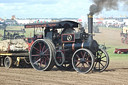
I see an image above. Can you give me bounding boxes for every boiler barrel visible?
[62,40,99,52]
[63,42,90,51]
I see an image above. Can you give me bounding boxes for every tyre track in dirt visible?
[0,62,128,85]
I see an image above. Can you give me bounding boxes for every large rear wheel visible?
[29,39,55,71]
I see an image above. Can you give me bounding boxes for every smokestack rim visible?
[88,14,93,18]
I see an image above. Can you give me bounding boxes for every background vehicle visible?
[120,26,128,44]
[0,21,7,30]
[0,24,45,68]
[2,28,26,40]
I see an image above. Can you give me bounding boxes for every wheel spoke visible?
[97,51,102,57]
[101,56,106,59]
[81,51,84,58]
[99,62,100,70]
[76,62,80,67]
[31,54,40,57]
[100,62,104,67]
[38,42,42,52]
[43,48,49,54]
[85,62,90,67]
[76,54,80,59]
[40,58,43,66]
[101,60,107,62]
[99,51,103,54]
[94,61,97,68]
[86,60,91,62]
[74,60,80,62]
[83,52,86,58]
[45,56,49,60]
[82,63,86,68]
[33,47,40,52]
[36,51,40,54]
[80,64,83,70]
[44,57,47,65]
[87,55,91,58]
[42,45,45,52]
[33,58,41,64]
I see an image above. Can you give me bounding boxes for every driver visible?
[62,24,75,34]
[44,27,50,37]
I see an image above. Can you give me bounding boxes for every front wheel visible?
[72,48,94,74]
[94,48,109,72]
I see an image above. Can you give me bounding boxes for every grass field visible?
[95,27,128,60]
[106,45,128,60]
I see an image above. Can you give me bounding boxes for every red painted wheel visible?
[94,48,109,72]
[29,39,55,71]
[72,48,94,73]
[55,50,65,66]
[56,51,73,70]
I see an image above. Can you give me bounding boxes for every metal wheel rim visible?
[4,56,12,68]
[29,39,52,71]
[94,48,109,72]
[72,48,94,73]
[55,50,65,66]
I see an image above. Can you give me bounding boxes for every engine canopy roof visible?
[24,20,80,29]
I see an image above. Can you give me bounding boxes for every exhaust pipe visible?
[88,14,93,40]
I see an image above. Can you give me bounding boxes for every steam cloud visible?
[90,0,128,15]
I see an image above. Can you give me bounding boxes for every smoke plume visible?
[89,0,128,15]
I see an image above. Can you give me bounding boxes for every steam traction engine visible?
[25,15,109,73]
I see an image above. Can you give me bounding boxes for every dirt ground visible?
[94,28,126,47]
[0,28,128,85]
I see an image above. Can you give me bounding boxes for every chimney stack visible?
[88,14,93,39]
